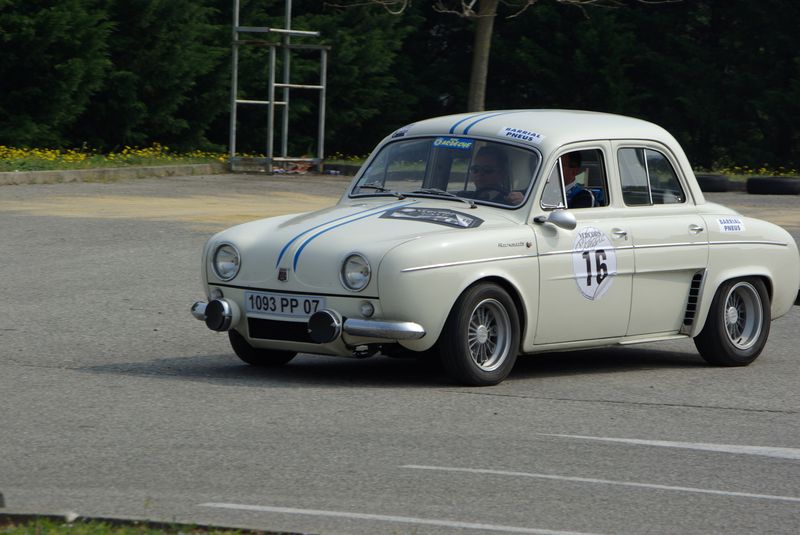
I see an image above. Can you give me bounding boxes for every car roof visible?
[394,109,679,155]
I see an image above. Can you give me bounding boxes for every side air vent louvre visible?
[682,271,704,327]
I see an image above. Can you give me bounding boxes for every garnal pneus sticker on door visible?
[572,226,617,300]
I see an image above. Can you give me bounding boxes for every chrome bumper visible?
[307,309,425,343]
[342,317,426,340]
[191,301,207,320]
[192,301,426,342]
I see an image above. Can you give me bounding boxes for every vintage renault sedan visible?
[192,110,800,386]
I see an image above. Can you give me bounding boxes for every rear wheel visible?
[440,283,520,386]
[694,278,770,366]
[228,330,296,367]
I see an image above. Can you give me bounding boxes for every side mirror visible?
[533,210,577,230]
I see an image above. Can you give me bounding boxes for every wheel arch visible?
[692,271,773,336]
[458,275,529,351]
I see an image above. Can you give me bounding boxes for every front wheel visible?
[694,278,770,366]
[439,283,520,386]
[228,330,296,367]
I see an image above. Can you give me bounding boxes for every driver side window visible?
[541,149,609,209]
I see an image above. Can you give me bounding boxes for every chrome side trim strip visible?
[634,241,704,249]
[709,240,788,247]
[538,245,635,258]
[401,240,787,273]
[401,254,537,273]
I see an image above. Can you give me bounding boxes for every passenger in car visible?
[469,145,524,205]
[561,152,593,208]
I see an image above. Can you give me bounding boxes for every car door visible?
[612,142,709,336]
[532,144,634,345]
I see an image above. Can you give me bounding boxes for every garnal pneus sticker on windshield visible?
[572,226,617,300]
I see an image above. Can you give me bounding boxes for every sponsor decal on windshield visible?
[381,207,483,228]
[433,137,474,151]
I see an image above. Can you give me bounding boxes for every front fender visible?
[377,228,539,352]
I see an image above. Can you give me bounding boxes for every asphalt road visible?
[1,175,799,535]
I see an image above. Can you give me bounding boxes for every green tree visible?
[336,0,675,112]
[620,0,800,169]
[72,0,225,150]
[0,0,111,147]
[227,2,419,155]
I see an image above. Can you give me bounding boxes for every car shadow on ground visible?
[79,344,706,388]
[510,346,705,380]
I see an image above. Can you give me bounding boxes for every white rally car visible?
[192,110,800,385]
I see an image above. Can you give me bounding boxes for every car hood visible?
[207,198,519,292]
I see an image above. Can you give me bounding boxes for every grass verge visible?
[0,515,290,535]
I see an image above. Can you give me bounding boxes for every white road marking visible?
[403,465,800,503]
[540,434,800,460]
[199,502,601,535]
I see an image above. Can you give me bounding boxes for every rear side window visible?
[618,148,685,205]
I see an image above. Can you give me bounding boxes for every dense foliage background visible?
[0,0,798,169]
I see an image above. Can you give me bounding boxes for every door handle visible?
[689,224,705,234]
[611,228,628,239]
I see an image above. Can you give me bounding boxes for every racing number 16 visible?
[582,249,608,286]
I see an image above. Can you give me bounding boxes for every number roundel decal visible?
[571,226,617,301]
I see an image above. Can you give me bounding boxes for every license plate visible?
[244,291,325,318]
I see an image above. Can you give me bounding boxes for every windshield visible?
[351,137,541,208]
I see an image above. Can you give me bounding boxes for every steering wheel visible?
[474,187,506,202]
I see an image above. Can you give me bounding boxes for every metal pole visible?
[228,0,241,161]
[318,48,327,165]
[267,45,276,172]
[281,0,292,158]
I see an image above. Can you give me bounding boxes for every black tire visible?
[228,329,296,367]
[694,278,770,366]
[695,174,730,193]
[746,176,800,195]
[439,283,520,386]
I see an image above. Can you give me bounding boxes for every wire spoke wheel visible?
[440,283,520,385]
[467,298,510,371]
[722,282,763,350]
[695,277,770,366]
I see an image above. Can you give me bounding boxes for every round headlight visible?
[213,243,241,281]
[340,253,371,291]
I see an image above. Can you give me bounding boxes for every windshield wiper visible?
[355,184,406,199]
[408,188,476,209]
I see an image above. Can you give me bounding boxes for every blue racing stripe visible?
[292,201,418,271]
[463,111,526,134]
[275,200,410,268]
[449,113,485,134]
